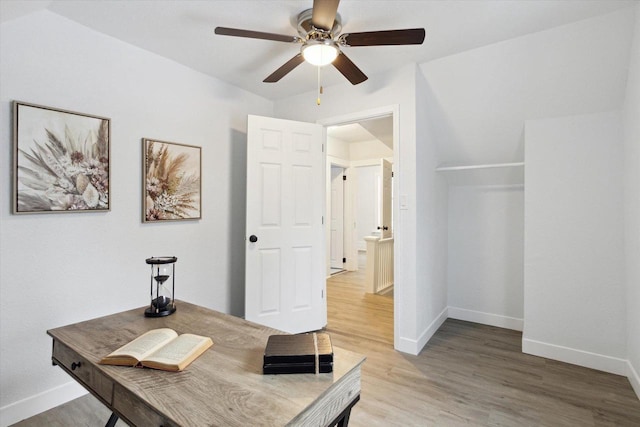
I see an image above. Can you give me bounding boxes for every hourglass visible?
[144,256,177,317]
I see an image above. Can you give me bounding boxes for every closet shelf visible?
[436,162,524,186]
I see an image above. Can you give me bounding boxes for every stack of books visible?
[263,332,333,374]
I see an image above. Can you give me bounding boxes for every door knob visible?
[383,226,389,230]
[249,235,258,243]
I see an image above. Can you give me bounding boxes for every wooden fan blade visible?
[215,27,298,43]
[333,52,368,85]
[342,28,426,46]
[312,0,340,31]
[263,54,306,83]
[300,19,313,34]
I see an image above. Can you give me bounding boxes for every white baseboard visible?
[628,360,640,400]
[447,306,523,331]
[0,381,87,427]
[396,306,448,355]
[522,338,628,376]
[377,285,394,296]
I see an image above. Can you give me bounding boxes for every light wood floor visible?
[13,265,640,426]
[326,267,640,426]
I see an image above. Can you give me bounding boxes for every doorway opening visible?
[321,106,398,346]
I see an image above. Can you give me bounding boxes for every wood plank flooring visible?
[327,266,394,346]
[13,261,640,426]
[325,265,640,426]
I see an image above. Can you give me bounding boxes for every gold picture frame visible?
[13,101,111,214]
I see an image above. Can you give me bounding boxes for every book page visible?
[141,333,213,371]
[101,328,178,365]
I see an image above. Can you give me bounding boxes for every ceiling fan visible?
[214,0,425,86]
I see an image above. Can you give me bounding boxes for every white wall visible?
[326,135,350,160]
[415,68,449,349]
[622,2,640,398]
[349,140,393,162]
[447,185,524,330]
[327,135,392,162]
[275,64,448,355]
[523,111,626,375]
[0,11,272,425]
[419,7,635,166]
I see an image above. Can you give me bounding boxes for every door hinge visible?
[322,216,324,225]
[343,257,346,263]
[392,171,394,178]
[322,289,324,298]
[343,175,347,181]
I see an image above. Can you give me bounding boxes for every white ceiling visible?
[328,116,393,148]
[1,0,636,101]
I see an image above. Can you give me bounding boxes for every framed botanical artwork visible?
[143,138,201,222]
[13,101,111,214]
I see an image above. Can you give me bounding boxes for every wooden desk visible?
[47,301,365,427]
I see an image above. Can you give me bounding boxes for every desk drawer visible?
[53,340,113,405]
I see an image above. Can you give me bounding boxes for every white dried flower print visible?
[144,140,200,221]
[16,105,109,213]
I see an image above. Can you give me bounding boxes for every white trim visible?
[0,381,86,427]
[350,157,394,168]
[628,360,640,400]
[318,105,399,127]
[435,162,524,172]
[396,306,448,355]
[448,306,523,331]
[522,338,628,376]
[326,155,350,168]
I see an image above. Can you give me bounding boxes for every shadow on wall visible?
[228,129,247,318]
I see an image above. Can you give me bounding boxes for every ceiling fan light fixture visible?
[301,40,338,66]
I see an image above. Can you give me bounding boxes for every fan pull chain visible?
[316,66,324,106]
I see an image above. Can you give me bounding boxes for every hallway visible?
[325,252,394,346]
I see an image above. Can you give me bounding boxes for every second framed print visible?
[143,138,201,222]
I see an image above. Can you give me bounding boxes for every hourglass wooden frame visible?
[145,256,177,317]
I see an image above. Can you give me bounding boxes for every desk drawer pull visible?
[71,361,82,370]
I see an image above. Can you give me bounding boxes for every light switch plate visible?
[400,195,408,210]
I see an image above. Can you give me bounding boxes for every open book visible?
[99,328,213,372]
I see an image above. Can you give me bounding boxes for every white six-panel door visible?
[245,115,326,333]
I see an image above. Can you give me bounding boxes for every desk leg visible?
[336,410,351,427]
[105,412,119,427]
[329,394,360,427]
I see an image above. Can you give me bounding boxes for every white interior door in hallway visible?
[356,165,380,251]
